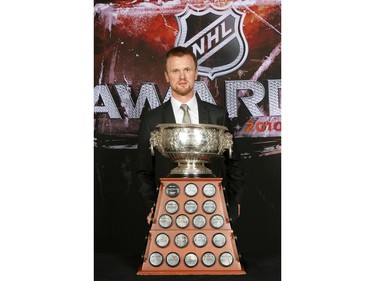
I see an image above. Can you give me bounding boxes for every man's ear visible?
[164,71,169,83]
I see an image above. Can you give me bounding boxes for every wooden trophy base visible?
[137,178,246,275]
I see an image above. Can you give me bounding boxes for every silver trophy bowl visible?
[150,123,233,176]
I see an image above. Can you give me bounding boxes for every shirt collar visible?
[170,94,198,112]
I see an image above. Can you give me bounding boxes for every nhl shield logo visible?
[175,3,248,80]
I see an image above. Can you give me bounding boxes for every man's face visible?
[164,55,198,99]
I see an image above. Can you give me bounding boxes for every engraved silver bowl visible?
[150,123,233,176]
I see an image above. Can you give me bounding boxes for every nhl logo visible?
[175,3,249,80]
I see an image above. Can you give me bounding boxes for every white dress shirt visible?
[170,95,199,124]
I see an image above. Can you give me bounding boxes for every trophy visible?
[150,123,233,176]
[138,123,245,275]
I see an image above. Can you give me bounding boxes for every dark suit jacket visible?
[136,96,245,222]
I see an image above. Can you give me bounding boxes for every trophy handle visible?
[220,131,234,158]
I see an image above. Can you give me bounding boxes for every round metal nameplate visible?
[174,233,188,248]
[184,200,198,214]
[175,214,189,228]
[202,252,216,267]
[185,183,198,197]
[155,233,169,248]
[212,233,226,248]
[158,214,172,228]
[193,232,207,247]
[202,200,216,214]
[165,183,179,197]
[210,215,224,228]
[149,252,163,267]
[193,214,206,229]
[184,253,198,268]
[203,183,216,197]
[219,252,234,267]
[165,200,179,214]
[166,252,180,267]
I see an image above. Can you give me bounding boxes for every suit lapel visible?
[197,98,210,124]
[162,100,176,123]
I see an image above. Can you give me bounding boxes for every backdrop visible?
[94,0,281,259]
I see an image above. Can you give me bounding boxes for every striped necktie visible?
[180,104,191,124]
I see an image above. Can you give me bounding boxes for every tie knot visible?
[180,104,189,112]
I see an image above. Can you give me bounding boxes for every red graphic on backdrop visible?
[94,0,281,151]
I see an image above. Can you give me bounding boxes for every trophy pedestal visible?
[137,177,245,275]
[170,161,213,176]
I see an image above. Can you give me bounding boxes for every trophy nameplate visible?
[166,252,180,267]
[165,200,179,214]
[165,184,179,197]
[203,183,216,197]
[212,233,226,248]
[175,214,189,229]
[185,183,198,197]
[219,252,234,267]
[192,214,206,229]
[149,252,163,267]
[184,253,198,267]
[193,233,207,247]
[155,233,169,248]
[174,233,188,248]
[202,252,216,267]
[184,200,198,214]
[158,214,172,228]
[203,200,216,214]
[210,215,224,229]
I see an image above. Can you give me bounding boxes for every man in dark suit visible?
[136,46,244,225]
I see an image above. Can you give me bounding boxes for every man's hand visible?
[147,207,154,224]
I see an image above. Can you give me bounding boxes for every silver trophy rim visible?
[150,123,233,177]
[155,123,229,131]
